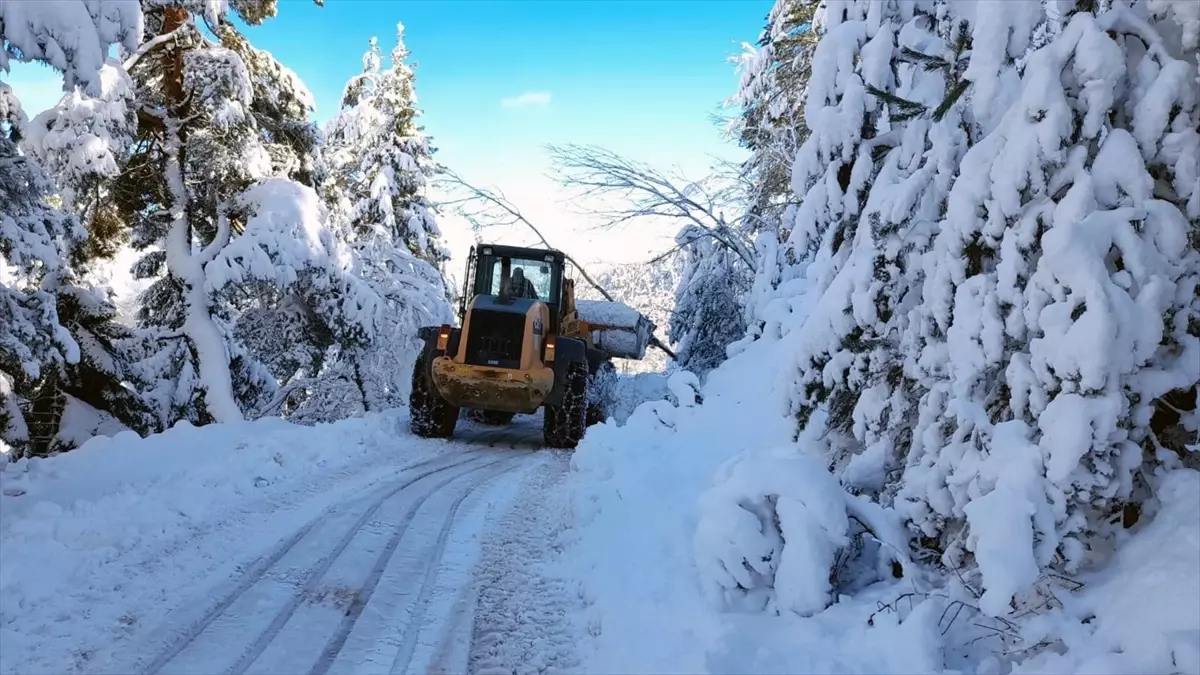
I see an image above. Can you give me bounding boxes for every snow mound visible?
[562,336,812,672]
[696,444,912,619]
[695,446,851,617]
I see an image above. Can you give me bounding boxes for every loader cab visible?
[460,244,567,326]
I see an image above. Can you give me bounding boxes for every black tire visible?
[469,409,515,426]
[585,360,616,427]
[409,353,458,438]
[586,402,606,427]
[544,360,589,449]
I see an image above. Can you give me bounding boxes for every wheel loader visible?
[409,243,653,448]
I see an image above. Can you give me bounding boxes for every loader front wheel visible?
[410,353,458,438]
[543,361,588,449]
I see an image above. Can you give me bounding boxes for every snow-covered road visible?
[1,414,580,675]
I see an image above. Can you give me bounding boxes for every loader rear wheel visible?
[410,353,458,438]
[543,361,588,449]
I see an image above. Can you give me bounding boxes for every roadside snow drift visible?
[563,331,1200,674]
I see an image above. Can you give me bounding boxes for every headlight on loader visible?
[436,324,451,352]
[544,334,557,363]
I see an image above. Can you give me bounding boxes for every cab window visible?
[487,258,553,300]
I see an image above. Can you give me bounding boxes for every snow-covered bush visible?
[696,444,909,617]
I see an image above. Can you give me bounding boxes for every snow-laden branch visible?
[197,201,232,266]
[122,24,189,71]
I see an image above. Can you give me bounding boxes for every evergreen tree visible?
[897,1,1200,615]
[323,25,449,267]
[1,0,143,455]
[20,60,162,448]
[319,27,454,414]
[670,225,751,378]
[726,0,821,236]
[0,83,83,454]
[110,0,373,426]
[745,0,1200,616]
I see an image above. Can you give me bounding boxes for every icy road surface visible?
[0,415,579,675]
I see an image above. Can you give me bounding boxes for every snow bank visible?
[563,337,941,672]
[0,411,442,675]
[565,326,1200,674]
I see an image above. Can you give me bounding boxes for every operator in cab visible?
[509,267,539,300]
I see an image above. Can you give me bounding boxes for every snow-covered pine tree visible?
[18,58,165,448]
[727,0,821,236]
[769,0,962,499]
[0,83,84,455]
[110,0,376,427]
[1,0,143,455]
[318,27,454,414]
[322,25,449,267]
[895,0,1200,615]
[761,0,1199,616]
[671,225,752,378]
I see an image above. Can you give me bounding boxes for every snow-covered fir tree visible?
[106,0,377,427]
[897,0,1200,616]
[316,27,454,415]
[0,84,85,454]
[19,56,162,450]
[744,0,1200,617]
[1,0,144,455]
[322,25,449,268]
[726,0,821,235]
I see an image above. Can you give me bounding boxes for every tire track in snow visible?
[135,450,492,675]
[309,455,522,675]
[468,455,582,674]
[224,454,509,675]
[383,454,525,675]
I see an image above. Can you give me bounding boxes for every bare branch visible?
[546,144,758,272]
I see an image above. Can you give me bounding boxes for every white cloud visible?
[500,91,552,109]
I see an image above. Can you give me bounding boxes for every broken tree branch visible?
[546,144,758,272]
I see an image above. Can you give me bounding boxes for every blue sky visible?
[5,0,773,265]
[243,0,771,178]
